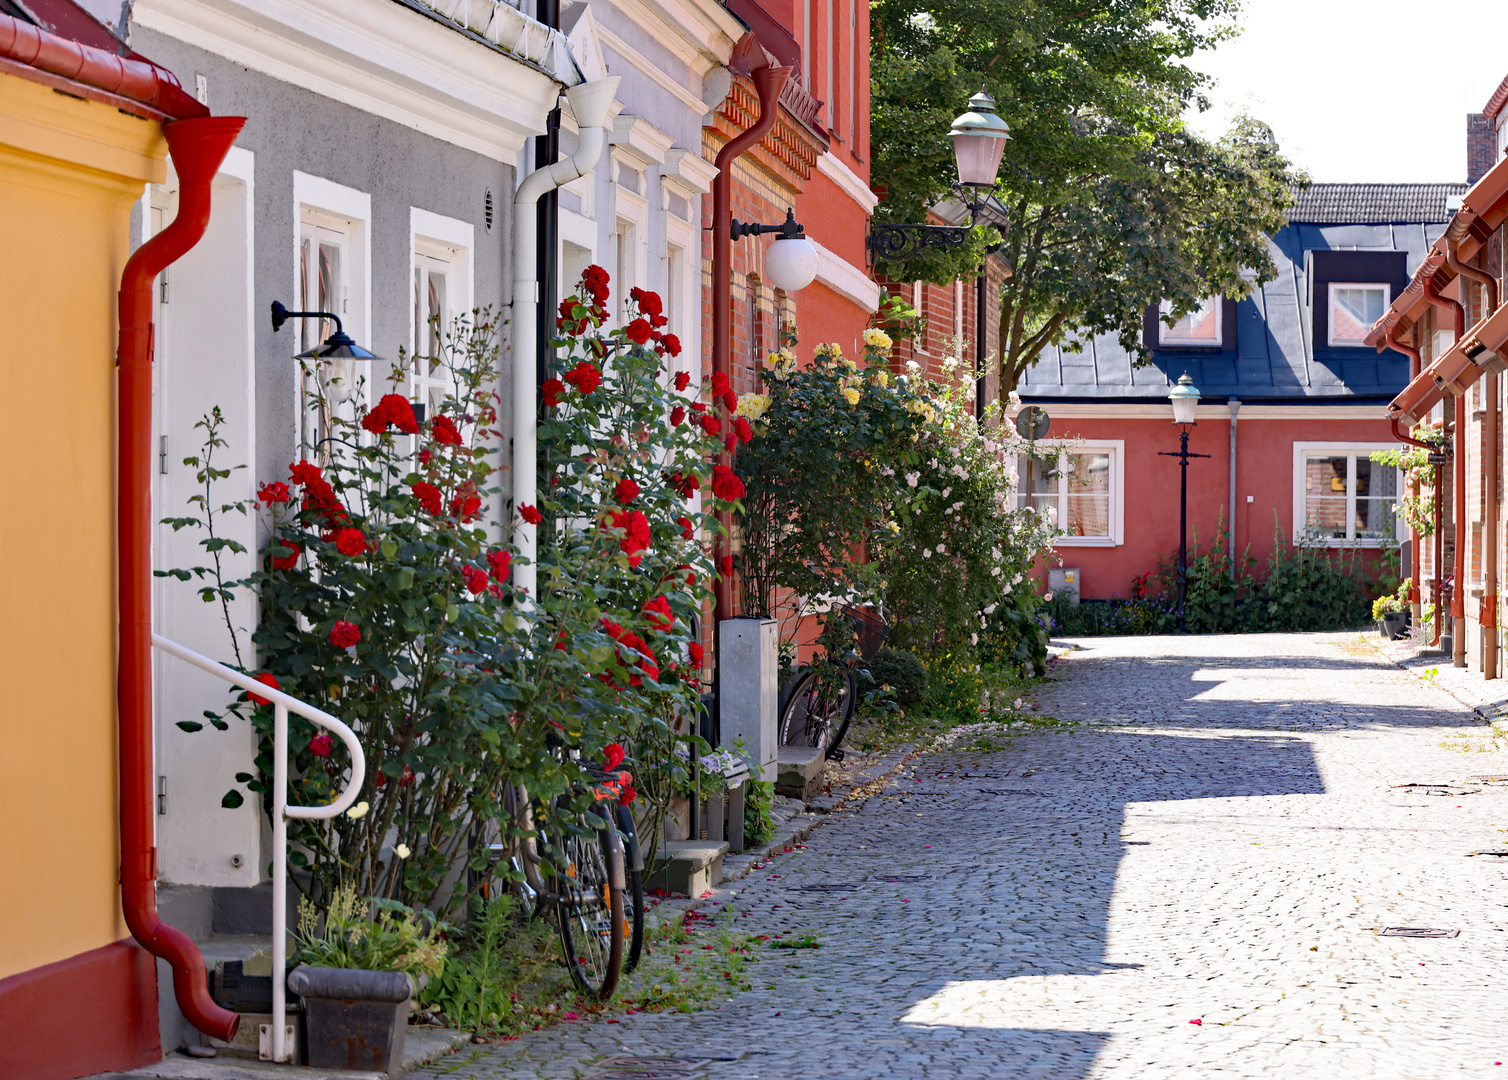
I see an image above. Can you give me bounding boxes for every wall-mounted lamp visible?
[730,207,818,292]
[271,300,382,404]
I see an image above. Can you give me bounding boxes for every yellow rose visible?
[843,387,861,406]
[735,392,772,420]
[864,328,893,351]
[873,369,890,387]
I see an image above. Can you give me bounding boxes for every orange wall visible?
[0,74,165,978]
[1037,413,1399,600]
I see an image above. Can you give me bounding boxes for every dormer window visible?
[1158,297,1223,347]
[1328,283,1389,347]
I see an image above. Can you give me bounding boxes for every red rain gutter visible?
[1422,272,1468,666]
[118,116,246,1044]
[0,12,206,120]
[710,59,790,623]
[1386,323,1425,612]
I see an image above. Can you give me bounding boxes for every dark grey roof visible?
[1020,219,1448,403]
[1287,183,1465,224]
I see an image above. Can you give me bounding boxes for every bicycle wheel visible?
[824,671,858,761]
[551,807,625,998]
[616,802,645,974]
[778,667,854,759]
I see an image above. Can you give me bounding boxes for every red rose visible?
[450,482,482,522]
[671,406,686,427]
[334,528,367,556]
[412,481,443,515]
[735,417,754,444]
[689,641,704,666]
[431,415,463,446]
[309,732,333,758]
[723,433,737,454]
[519,503,543,525]
[626,318,653,345]
[677,515,694,540]
[563,361,602,395]
[361,394,420,435]
[643,595,674,631]
[674,370,690,392]
[618,782,637,805]
[697,414,722,436]
[270,540,301,570]
[630,287,663,317]
[602,742,626,771]
[650,313,668,330]
[418,448,433,466]
[671,471,700,498]
[711,463,746,501]
[487,548,511,582]
[329,620,361,648]
[258,481,290,505]
[462,564,488,594]
[248,672,280,707]
[663,334,682,357]
[711,371,730,397]
[606,509,652,567]
[719,555,733,576]
[289,460,323,486]
[615,477,640,504]
[722,389,738,411]
[542,378,565,407]
[690,401,706,413]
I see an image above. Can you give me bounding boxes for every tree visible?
[870,0,1306,391]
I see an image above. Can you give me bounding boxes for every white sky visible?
[1183,0,1508,183]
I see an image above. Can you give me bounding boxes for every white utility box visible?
[718,618,778,782]
[1048,567,1080,605]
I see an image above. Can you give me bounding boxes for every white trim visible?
[601,0,744,70]
[1291,441,1403,548]
[663,147,718,197]
[1023,440,1125,547]
[595,25,710,116]
[610,114,675,167]
[1012,403,1391,421]
[1327,281,1392,348]
[816,150,878,213]
[133,0,566,161]
[812,238,882,313]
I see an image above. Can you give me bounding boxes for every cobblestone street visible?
[417,633,1508,1079]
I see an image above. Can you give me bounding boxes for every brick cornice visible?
[709,73,822,190]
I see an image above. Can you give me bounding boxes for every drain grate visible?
[979,788,1049,796]
[1390,784,1480,796]
[873,873,932,882]
[1468,850,1508,856]
[585,1056,706,1079]
[791,882,867,891]
[1468,775,1508,782]
[1378,927,1460,938]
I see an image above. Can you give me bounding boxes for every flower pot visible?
[666,795,691,841]
[286,964,411,1075]
[1380,611,1409,640]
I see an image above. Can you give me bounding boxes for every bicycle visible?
[498,764,645,997]
[776,601,889,761]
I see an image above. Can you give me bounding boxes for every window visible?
[298,216,349,454]
[1159,297,1222,347]
[1293,444,1401,545]
[1016,442,1124,545]
[1327,283,1389,347]
[409,208,474,422]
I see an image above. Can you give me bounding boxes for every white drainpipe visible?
[512,77,620,603]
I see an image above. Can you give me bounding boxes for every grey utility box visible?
[718,617,778,782]
[1048,567,1080,605]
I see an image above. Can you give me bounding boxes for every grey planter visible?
[1379,611,1410,640]
[286,964,411,1075]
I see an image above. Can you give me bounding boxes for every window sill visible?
[1054,537,1120,548]
[1293,539,1395,550]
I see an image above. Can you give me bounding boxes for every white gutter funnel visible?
[512,76,620,603]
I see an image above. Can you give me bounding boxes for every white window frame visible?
[1018,440,1125,547]
[1158,296,1223,348]
[1291,442,1403,548]
[1327,282,1391,348]
[408,207,475,416]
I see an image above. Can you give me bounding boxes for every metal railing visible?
[152,634,365,1064]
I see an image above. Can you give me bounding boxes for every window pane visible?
[1016,455,1058,518]
[1065,495,1109,537]
[427,270,446,374]
[1331,287,1386,345]
[1067,452,1110,494]
[1303,454,1349,539]
[1355,497,1397,539]
[1160,297,1221,346]
[318,241,341,345]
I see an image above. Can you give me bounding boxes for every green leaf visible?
[176,720,205,732]
[221,789,244,809]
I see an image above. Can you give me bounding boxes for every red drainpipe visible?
[1385,322,1424,611]
[1422,271,1467,665]
[118,116,246,1044]
[710,63,791,624]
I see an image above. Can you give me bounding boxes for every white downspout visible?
[512,77,620,603]
[1228,397,1240,580]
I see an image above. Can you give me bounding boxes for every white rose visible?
[922,549,932,559]
[906,472,920,487]
[395,843,411,860]
[346,801,370,820]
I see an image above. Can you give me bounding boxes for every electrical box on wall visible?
[718,618,778,781]
[1048,567,1080,605]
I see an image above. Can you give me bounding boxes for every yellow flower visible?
[347,800,370,820]
[885,520,900,534]
[395,843,411,860]
[864,328,893,351]
[735,392,772,420]
[872,369,890,387]
[843,387,861,406]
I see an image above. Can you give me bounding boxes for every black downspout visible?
[535,0,561,400]
[975,269,987,419]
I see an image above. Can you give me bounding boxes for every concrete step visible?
[775,746,824,799]
[646,839,729,896]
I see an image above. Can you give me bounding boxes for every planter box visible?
[286,965,411,1076]
[1378,611,1410,640]
[665,795,691,841]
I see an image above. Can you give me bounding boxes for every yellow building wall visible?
[0,73,166,979]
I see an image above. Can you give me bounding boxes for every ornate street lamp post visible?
[1159,374,1209,633]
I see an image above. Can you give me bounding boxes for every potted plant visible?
[286,886,447,1075]
[1372,579,1411,640]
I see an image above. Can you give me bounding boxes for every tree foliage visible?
[870,0,1307,389]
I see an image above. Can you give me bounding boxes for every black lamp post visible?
[1158,373,1208,633]
[867,90,1012,262]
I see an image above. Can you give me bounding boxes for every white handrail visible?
[152,634,365,1064]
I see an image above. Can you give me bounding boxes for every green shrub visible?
[977,587,1051,676]
[866,648,929,706]
[918,650,983,722]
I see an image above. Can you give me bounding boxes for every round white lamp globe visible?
[764,235,818,292]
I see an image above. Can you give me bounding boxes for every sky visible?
[1183,0,1508,183]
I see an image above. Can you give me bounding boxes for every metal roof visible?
[1287,183,1466,224]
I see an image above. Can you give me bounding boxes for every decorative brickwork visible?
[1468,113,1496,185]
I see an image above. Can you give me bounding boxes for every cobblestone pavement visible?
[413,633,1508,1079]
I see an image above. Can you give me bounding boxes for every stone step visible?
[775,745,825,799]
[646,839,729,896]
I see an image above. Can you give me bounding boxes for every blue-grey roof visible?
[1288,183,1465,224]
[1019,216,1450,403]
